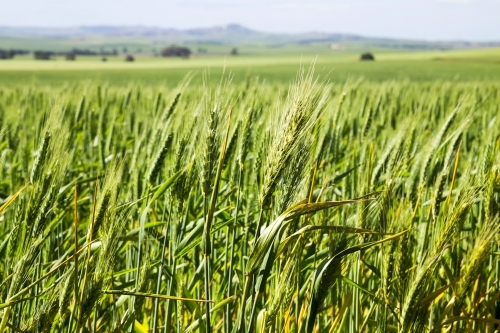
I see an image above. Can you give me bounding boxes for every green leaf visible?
[247,195,377,275]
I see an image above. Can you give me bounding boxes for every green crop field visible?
[0,45,499,333]
[1,47,500,86]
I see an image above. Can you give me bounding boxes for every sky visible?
[1,0,499,41]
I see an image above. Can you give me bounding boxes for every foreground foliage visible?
[0,70,499,332]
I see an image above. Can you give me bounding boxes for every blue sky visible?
[1,0,499,41]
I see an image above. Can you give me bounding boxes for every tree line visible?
[1,45,239,60]
[0,49,29,59]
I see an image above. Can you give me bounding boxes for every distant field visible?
[0,47,499,86]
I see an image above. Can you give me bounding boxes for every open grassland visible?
[0,66,498,332]
[0,47,500,86]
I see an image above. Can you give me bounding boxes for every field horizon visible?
[1,47,500,86]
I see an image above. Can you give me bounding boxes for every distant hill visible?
[0,24,499,50]
[0,24,362,43]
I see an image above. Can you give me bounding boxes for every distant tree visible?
[230,48,238,56]
[34,51,52,60]
[0,50,14,59]
[112,48,118,56]
[360,52,375,61]
[1,49,29,59]
[161,45,191,58]
[69,49,98,56]
[123,47,128,53]
[125,55,134,62]
[65,53,76,61]
[102,56,108,62]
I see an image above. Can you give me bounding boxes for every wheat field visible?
[0,68,498,332]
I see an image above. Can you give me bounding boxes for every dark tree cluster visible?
[125,55,134,62]
[0,49,29,59]
[70,49,97,56]
[33,48,120,61]
[68,48,118,56]
[161,45,191,58]
[34,51,53,60]
[360,52,375,61]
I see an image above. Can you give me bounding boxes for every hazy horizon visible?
[1,23,499,43]
[1,0,500,42]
